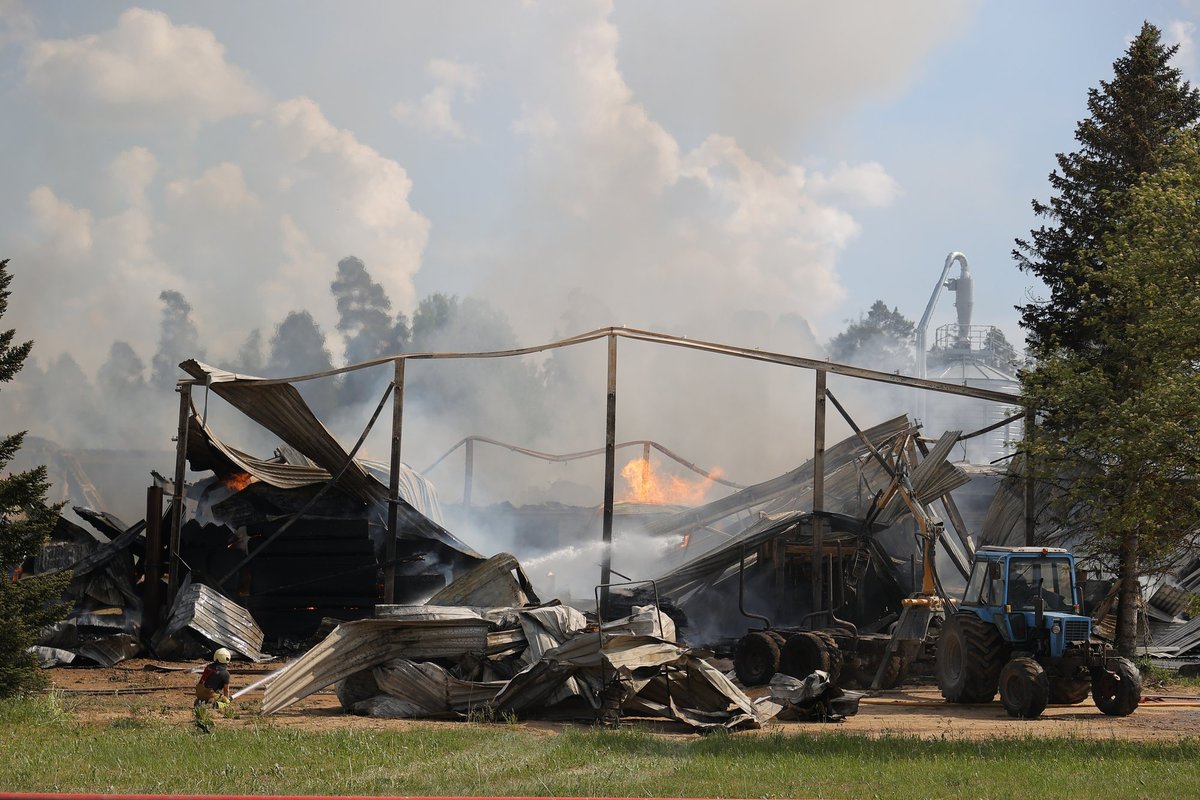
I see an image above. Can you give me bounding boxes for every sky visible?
[2,1,1199,506]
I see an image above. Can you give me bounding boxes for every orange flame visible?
[618,457,721,506]
[224,472,255,491]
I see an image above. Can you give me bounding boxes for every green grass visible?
[2,694,1199,799]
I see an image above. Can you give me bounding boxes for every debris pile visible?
[25,511,150,667]
[259,555,779,730]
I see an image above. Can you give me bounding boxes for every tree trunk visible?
[1114,529,1140,658]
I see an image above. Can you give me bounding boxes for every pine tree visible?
[0,259,69,697]
[826,300,915,372]
[1021,133,1200,657]
[1016,22,1200,354]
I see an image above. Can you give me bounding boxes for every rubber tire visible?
[999,656,1050,719]
[1092,657,1141,717]
[878,653,907,689]
[1048,677,1091,705]
[734,631,781,687]
[811,631,844,683]
[781,632,831,679]
[936,612,1006,703]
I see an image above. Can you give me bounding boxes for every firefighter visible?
[194,647,232,708]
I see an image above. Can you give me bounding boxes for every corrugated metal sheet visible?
[180,360,387,506]
[261,614,493,714]
[152,579,268,662]
[188,412,445,526]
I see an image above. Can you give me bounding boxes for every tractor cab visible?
[962,546,1090,659]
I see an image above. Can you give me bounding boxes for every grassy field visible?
[2,695,1199,799]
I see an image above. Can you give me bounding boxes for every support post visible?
[384,359,405,605]
[599,334,618,615]
[812,370,827,618]
[463,438,474,509]
[143,484,165,640]
[1024,407,1036,547]
[166,382,191,605]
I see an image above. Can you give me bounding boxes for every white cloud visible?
[807,162,901,209]
[28,186,93,261]
[1167,20,1198,80]
[108,146,159,207]
[0,0,34,49]
[393,58,480,140]
[24,7,265,126]
[166,162,259,213]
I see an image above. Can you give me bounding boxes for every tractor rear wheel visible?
[1048,676,1091,705]
[877,653,907,689]
[734,631,781,687]
[781,632,835,680]
[999,656,1050,718]
[1092,657,1141,717]
[936,612,1006,703]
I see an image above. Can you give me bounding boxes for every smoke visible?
[0,4,986,550]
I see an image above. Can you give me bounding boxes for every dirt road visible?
[44,659,1200,741]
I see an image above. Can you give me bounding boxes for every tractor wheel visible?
[936,612,1006,703]
[1048,676,1091,705]
[734,631,781,687]
[877,653,908,689]
[811,630,844,683]
[780,632,830,679]
[781,632,842,682]
[999,656,1050,719]
[1092,657,1141,717]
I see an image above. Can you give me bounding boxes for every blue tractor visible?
[936,546,1141,718]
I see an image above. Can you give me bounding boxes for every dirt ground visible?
[43,659,1200,741]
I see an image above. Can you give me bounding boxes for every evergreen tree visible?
[827,300,915,372]
[1016,22,1200,354]
[267,311,338,419]
[151,290,204,388]
[1022,134,1200,656]
[0,259,69,696]
[331,256,410,406]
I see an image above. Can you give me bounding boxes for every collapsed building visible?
[15,323,1199,722]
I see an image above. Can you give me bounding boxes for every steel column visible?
[599,334,618,615]
[384,359,405,605]
[143,484,165,639]
[812,369,827,617]
[166,382,191,604]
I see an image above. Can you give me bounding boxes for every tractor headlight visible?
[1052,623,1062,635]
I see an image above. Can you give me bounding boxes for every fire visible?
[618,457,722,506]
[224,472,255,491]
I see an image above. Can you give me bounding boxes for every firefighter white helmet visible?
[213,648,232,664]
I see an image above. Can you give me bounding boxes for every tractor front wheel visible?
[733,631,781,687]
[999,656,1050,718]
[936,612,1006,703]
[1092,657,1141,717]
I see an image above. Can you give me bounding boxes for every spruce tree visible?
[1016,22,1200,354]
[827,300,915,373]
[1021,134,1200,656]
[0,259,69,696]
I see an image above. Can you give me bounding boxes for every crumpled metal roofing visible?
[186,410,445,525]
[179,360,387,506]
[261,611,494,714]
[152,578,268,662]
